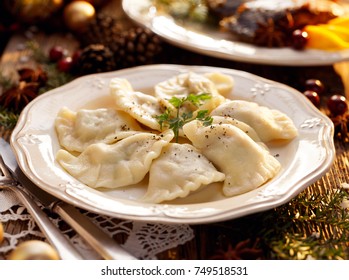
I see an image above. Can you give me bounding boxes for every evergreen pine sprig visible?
[25,40,74,94]
[0,41,75,131]
[38,63,73,94]
[155,93,213,142]
[0,74,18,129]
[209,186,349,260]
[260,187,349,259]
[0,72,14,91]
[0,107,19,129]
[25,41,49,64]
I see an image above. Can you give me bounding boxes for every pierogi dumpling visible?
[56,130,174,189]
[211,100,298,142]
[154,72,227,113]
[142,143,225,203]
[55,107,142,153]
[109,78,163,130]
[183,120,281,197]
[204,72,235,97]
[211,116,261,142]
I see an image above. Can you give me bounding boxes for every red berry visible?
[49,46,65,62]
[71,50,81,66]
[291,29,308,50]
[303,90,320,107]
[304,79,325,95]
[57,56,73,72]
[327,94,348,116]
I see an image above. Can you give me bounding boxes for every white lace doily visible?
[0,189,194,259]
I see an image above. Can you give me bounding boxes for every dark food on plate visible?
[206,0,249,18]
[207,0,343,47]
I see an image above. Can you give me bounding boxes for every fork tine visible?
[0,155,14,183]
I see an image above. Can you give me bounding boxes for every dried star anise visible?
[0,67,47,112]
[210,238,264,260]
[0,81,38,112]
[254,18,287,47]
[17,67,48,86]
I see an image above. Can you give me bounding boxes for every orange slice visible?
[328,16,349,27]
[304,25,349,50]
[320,24,349,41]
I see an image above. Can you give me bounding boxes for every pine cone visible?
[79,13,124,47]
[111,27,162,68]
[77,44,116,75]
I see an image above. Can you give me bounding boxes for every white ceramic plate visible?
[122,0,349,66]
[11,65,335,224]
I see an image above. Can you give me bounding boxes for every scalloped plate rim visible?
[10,64,335,224]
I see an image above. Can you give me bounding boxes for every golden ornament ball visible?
[72,0,110,8]
[0,222,4,244]
[3,0,64,24]
[8,240,60,260]
[63,1,96,33]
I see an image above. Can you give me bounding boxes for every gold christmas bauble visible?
[63,1,96,33]
[4,0,64,24]
[8,240,60,260]
[0,222,3,244]
[72,0,110,8]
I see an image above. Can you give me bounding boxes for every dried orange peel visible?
[304,16,349,51]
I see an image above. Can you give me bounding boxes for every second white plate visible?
[123,0,349,66]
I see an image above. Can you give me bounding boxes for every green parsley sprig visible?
[155,93,213,142]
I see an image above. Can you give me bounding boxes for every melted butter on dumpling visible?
[154,72,227,113]
[56,129,174,189]
[183,120,281,197]
[55,107,142,153]
[142,143,225,203]
[211,100,298,142]
[109,78,163,131]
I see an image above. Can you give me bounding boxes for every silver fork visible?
[0,155,84,259]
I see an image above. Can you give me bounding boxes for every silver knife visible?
[0,138,137,260]
[0,157,84,260]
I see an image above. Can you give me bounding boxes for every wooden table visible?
[1,0,349,260]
